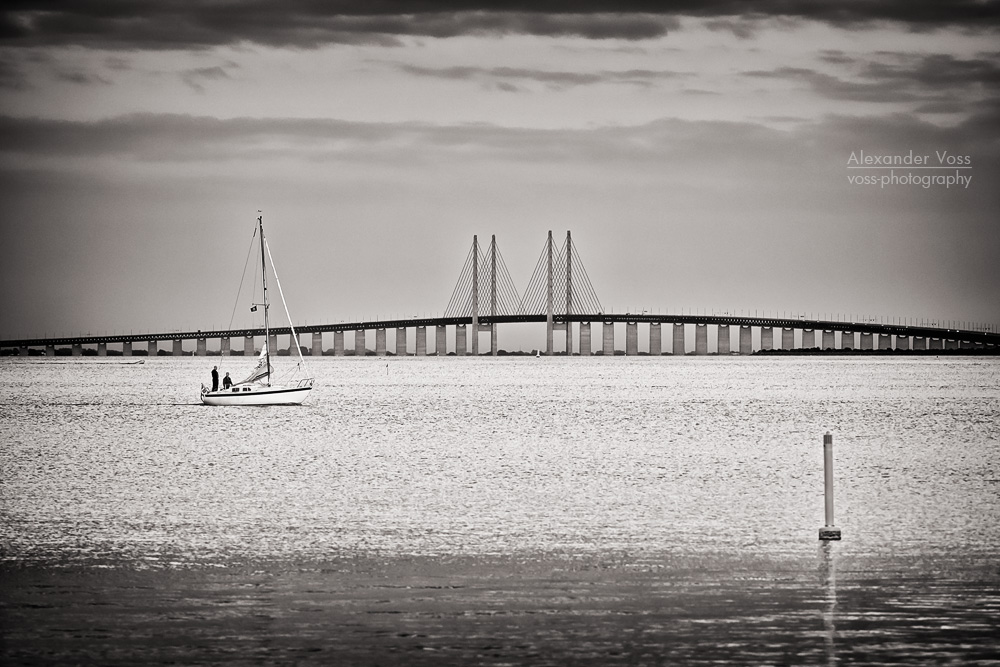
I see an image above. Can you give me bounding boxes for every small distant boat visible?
[201,215,313,406]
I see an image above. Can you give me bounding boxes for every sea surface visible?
[2,356,999,664]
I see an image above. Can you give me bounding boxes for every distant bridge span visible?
[2,230,997,356]
[2,313,997,357]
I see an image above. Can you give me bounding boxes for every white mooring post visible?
[819,432,842,540]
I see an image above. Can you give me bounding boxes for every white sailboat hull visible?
[201,383,312,406]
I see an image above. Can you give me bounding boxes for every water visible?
[2,356,999,664]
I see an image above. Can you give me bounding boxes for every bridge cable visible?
[570,237,603,314]
[444,243,476,318]
[519,243,550,316]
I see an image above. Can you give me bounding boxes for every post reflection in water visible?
[819,541,838,666]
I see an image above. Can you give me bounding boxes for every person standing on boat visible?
[211,366,219,392]
[223,372,232,390]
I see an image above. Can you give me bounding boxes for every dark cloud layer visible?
[1,1,997,50]
[396,63,685,90]
[746,53,1000,106]
[0,112,809,167]
[3,104,998,168]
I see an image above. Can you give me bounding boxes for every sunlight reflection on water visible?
[1,356,998,566]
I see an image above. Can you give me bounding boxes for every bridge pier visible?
[19,345,29,356]
[840,331,854,349]
[436,325,446,355]
[913,336,926,350]
[173,339,183,356]
[243,335,254,356]
[196,338,206,356]
[878,333,891,350]
[801,329,815,349]
[490,323,498,356]
[860,332,873,350]
[761,327,773,351]
[375,329,386,356]
[311,333,322,356]
[626,322,638,356]
[580,322,591,356]
[822,330,834,350]
[480,323,492,354]
[649,323,661,356]
[354,330,366,356]
[673,324,685,355]
[895,335,909,350]
[46,344,55,356]
[416,326,427,356]
[334,331,344,356]
[149,341,159,356]
[550,321,565,354]
[456,324,467,355]
[603,322,614,355]
[97,342,106,356]
[717,324,730,355]
[220,337,230,356]
[72,343,82,357]
[396,327,407,356]
[695,324,708,355]
[740,325,752,355]
[268,333,278,355]
[781,327,794,350]
[123,341,132,356]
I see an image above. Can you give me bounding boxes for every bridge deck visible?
[2,314,998,348]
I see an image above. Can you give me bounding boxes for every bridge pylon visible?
[444,234,523,355]
[521,231,603,355]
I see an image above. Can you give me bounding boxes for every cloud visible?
[745,66,921,103]
[817,50,856,66]
[0,7,677,50]
[395,63,685,90]
[863,54,1000,88]
[104,55,132,71]
[1,2,997,50]
[746,53,1000,107]
[180,64,235,92]
[701,16,800,39]
[0,113,802,172]
[53,69,111,85]
[4,105,995,174]
[2,101,997,200]
[0,53,30,89]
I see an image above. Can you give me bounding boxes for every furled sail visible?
[240,343,273,385]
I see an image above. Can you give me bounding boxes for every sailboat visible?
[201,215,314,406]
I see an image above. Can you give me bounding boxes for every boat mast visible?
[258,213,271,386]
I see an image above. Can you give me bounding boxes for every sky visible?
[1,2,998,349]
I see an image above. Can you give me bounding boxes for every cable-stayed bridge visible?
[2,231,998,356]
